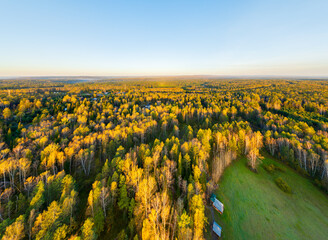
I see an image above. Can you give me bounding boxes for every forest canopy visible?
[0,78,328,239]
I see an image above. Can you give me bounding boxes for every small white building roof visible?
[213,198,224,213]
[213,221,222,237]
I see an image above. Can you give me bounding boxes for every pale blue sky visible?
[0,0,327,76]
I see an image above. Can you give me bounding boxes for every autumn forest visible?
[0,78,328,240]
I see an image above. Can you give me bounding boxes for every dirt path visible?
[206,204,217,240]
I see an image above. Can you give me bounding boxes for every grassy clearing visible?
[207,154,328,240]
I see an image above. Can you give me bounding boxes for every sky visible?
[0,0,328,77]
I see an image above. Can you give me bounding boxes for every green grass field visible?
[206,154,328,240]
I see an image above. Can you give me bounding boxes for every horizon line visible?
[1,74,328,80]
